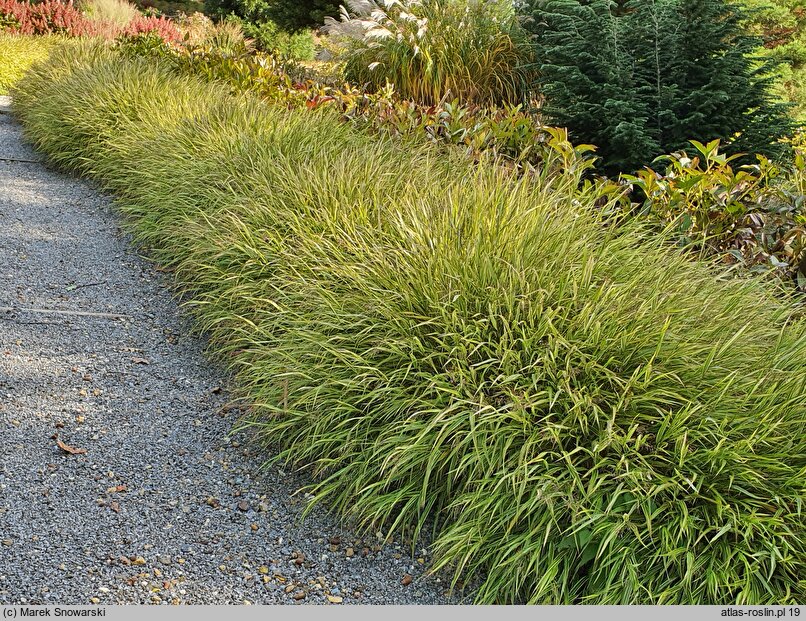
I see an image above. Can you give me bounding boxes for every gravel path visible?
[0,96,463,606]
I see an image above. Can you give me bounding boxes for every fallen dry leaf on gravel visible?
[56,437,87,455]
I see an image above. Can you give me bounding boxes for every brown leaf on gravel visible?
[107,484,128,493]
[109,501,120,513]
[56,437,86,455]
[131,357,149,365]
[401,574,413,586]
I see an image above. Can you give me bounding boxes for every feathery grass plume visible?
[80,0,138,26]
[12,43,806,604]
[324,0,534,106]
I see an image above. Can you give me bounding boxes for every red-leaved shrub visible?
[0,0,179,41]
[0,0,90,36]
[123,15,180,42]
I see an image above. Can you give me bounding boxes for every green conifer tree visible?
[530,0,659,173]
[526,0,793,173]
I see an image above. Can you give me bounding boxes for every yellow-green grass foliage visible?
[0,34,58,95]
[13,43,806,604]
[80,0,139,27]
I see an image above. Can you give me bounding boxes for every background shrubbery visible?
[260,0,338,31]
[12,44,806,604]
[203,0,338,33]
[202,0,318,57]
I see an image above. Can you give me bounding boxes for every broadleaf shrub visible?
[624,138,806,290]
[12,43,806,604]
[235,16,314,59]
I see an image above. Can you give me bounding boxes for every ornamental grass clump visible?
[80,0,138,27]
[12,44,806,604]
[0,33,60,93]
[325,0,533,106]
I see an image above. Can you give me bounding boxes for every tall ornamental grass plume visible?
[12,43,806,604]
[79,0,138,26]
[324,0,533,106]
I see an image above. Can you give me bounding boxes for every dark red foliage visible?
[0,0,180,41]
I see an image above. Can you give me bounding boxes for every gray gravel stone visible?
[0,95,471,605]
